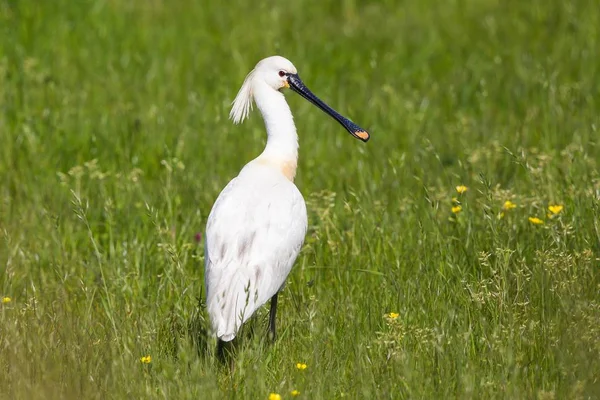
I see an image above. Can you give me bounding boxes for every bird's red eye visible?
[278,70,286,77]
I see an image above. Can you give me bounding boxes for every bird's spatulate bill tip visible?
[355,130,370,141]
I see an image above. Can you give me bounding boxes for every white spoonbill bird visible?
[204,55,370,348]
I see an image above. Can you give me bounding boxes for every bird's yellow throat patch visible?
[256,158,297,182]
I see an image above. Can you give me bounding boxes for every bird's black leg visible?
[216,339,236,371]
[216,338,227,363]
[268,292,279,342]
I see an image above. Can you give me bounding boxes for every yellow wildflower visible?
[386,312,399,320]
[140,355,152,364]
[2,297,11,304]
[503,200,517,210]
[296,362,307,370]
[456,185,468,194]
[452,205,462,214]
[269,394,282,400]
[451,197,459,204]
[528,217,544,225]
[548,204,563,215]
[291,389,301,396]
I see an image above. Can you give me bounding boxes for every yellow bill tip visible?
[355,130,370,141]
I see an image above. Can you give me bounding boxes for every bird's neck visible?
[251,83,299,181]
[254,83,299,168]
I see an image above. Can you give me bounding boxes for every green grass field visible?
[1,0,599,398]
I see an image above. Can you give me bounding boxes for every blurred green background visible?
[0,0,599,398]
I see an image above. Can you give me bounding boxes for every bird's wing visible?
[204,175,307,341]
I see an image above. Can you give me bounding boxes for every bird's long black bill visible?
[287,74,370,142]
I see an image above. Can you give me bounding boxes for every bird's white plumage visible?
[205,56,307,341]
[205,164,307,341]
